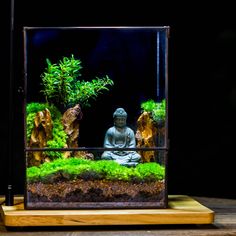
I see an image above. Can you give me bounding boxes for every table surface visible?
[1,196,236,236]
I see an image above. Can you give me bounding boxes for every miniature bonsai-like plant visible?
[40,54,114,109]
[26,55,113,163]
[141,99,166,123]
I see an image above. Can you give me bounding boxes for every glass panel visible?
[24,26,169,209]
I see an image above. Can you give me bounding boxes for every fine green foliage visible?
[40,54,114,108]
[26,112,37,141]
[135,162,165,182]
[26,102,67,159]
[26,102,61,120]
[46,118,67,159]
[74,76,114,108]
[141,99,166,122]
[141,99,157,113]
[27,158,165,184]
[26,102,62,141]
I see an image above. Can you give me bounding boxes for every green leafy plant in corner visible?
[26,102,68,159]
[141,99,166,123]
[40,54,114,109]
[26,102,62,141]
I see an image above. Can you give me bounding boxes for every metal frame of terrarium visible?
[23,26,170,209]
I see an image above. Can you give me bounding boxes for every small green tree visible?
[41,54,113,109]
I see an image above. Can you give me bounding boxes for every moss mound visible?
[27,158,165,184]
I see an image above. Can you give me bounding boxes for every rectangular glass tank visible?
[23,26,169,209]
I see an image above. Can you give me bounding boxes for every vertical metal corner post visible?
[5,0,15,206]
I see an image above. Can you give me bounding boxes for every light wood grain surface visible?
[1,195,214,226]
[0,195,236,235]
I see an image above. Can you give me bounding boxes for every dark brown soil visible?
[27,179,165,203]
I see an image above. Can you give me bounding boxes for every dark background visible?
[1,1,236,199]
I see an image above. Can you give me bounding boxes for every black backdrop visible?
[1,1,236,199]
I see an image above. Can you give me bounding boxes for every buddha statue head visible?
[113,108,127,128]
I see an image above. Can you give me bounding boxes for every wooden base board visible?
[1,195,214,227]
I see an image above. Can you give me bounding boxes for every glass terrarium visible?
[23,26,169,209]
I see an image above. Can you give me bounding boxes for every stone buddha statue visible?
[101,108,141,167]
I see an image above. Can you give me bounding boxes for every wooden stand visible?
[0,195,214,227]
